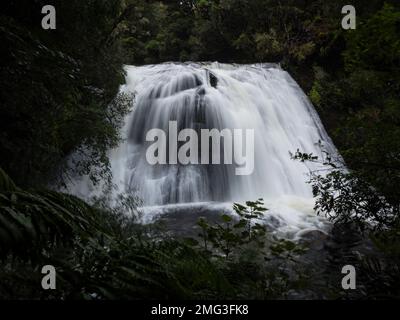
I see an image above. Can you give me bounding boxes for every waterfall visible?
[68,62,338,237]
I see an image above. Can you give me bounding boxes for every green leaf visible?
[221,214,232,223]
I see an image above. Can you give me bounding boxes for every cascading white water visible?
[68,62,338,238]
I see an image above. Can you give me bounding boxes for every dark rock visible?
[297,229,329,251]
[206,70,218,88]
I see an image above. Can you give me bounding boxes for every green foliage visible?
[0,1,130,187]
[269,239,307,261]
[312,171,397,231]
[293,149,400,298]
[0,166,99,257]
[195,200,267,258]
[343,3,400,73]
[189,200,314,299]
[302,10,400,294]
[254,31,285,61]
[233,200,268,243]
[0,168,17,193]
[0,167,225,299]
[108,0,384,65]
[0,172,313,299]
[308,3,400,210]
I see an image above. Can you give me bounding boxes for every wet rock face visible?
[298,229,329,251]
[150,204,232,238]
[208,71,218,88]
[149,204,332,245]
